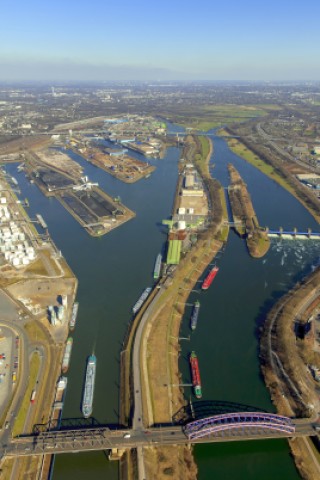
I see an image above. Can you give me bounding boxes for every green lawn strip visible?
[226,137,296,196]
[12,352,40,437]
[218,189,229,242]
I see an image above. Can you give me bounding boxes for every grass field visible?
[24,321,47,343]
[224,135,297,196]
[164,104,278,131]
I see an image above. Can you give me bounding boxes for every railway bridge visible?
[1,413,316,458]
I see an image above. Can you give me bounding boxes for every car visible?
[5,421,9,429]
[123,433,131,438]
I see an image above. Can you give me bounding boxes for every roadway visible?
[132,285,166,480]
[1,419,316,458]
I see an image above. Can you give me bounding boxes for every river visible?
[6,130,319,479]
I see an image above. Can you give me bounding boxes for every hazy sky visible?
[1,0,320,81]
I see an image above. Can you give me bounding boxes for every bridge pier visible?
[108,448,125,461]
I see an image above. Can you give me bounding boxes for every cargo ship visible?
[62,337,73,373]
[82,354,96,418]
[69,302,79,330]
[190,301,200,330]
[202,265,219,290]
[153,253,162,279]
[132,287,152,315]
[190,351,202,398]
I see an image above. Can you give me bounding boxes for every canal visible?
[6,131,319,479]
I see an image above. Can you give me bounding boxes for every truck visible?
[30,390,36,404]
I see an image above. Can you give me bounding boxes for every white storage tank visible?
[188,208,194,214]
[178,220,186,230]
[57,305,64,321]
[22,257,30,265]
[0,197,7,204]
[178,207,186,215]
[12,257,21,266]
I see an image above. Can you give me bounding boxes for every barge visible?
[202,265,219,290]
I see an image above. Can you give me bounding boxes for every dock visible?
[36,214,48,229]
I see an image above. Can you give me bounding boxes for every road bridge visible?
[1,415,316,458]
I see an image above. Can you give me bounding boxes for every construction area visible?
[73,142,155,183]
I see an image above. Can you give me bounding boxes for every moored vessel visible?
[82,354,96,418]
[132,287,152,314]
[202,265,219,290]
[62,337,73,373]
[69,302,79,330]
[190,301,200,330]
[153,253,162,279]
[190,351,202,398]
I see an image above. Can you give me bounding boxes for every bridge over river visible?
[1,414,316,458]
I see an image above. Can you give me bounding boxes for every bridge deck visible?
[2,420,315,457]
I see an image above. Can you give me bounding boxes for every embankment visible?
[260,266,320,480]
[228,163,270,258]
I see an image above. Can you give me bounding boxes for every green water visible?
[8,131,319,479]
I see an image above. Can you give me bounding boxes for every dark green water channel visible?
[7,131,319,479]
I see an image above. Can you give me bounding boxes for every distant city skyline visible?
[1,0,320,81]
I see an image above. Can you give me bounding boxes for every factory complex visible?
[164,163,209,265]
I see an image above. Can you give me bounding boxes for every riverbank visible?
[228,163,270,258]
[220,129,320,224]
[260,266,320,479]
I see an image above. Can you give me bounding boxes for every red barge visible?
[202,265,219,290]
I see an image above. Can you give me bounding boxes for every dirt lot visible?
[36,149,83,178]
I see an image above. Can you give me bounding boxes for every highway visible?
[132,284,166,480]
[1,419,316,458]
